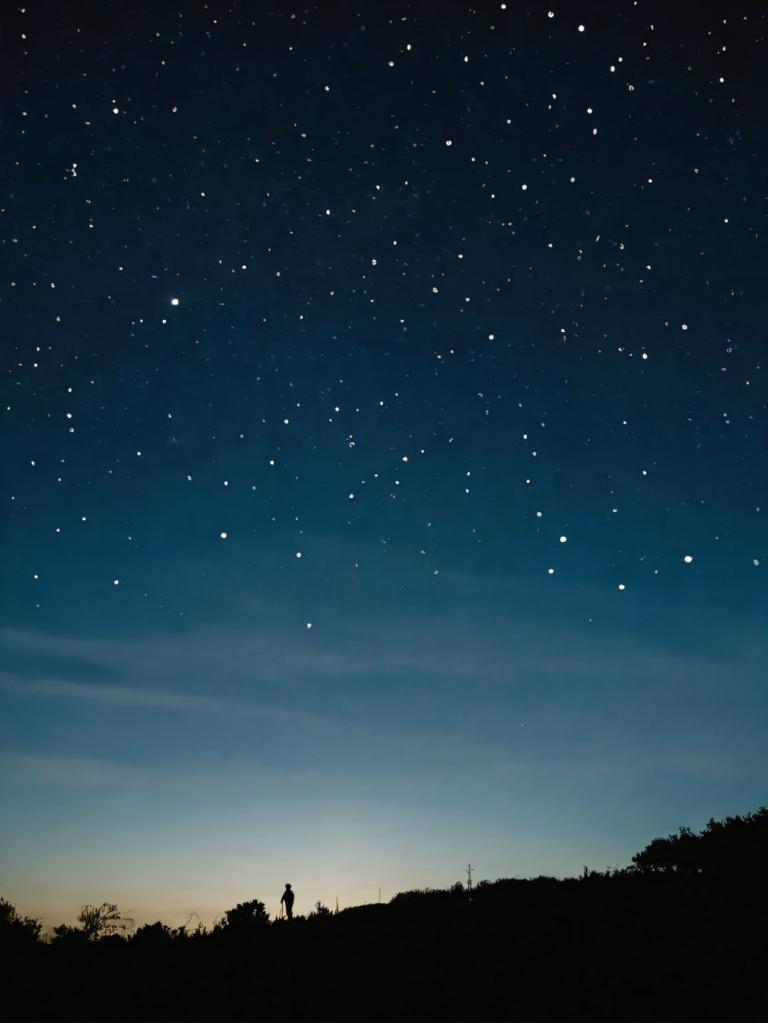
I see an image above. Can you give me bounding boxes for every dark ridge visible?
[3,807,767,1020]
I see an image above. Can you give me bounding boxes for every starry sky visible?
[2,0,767,927]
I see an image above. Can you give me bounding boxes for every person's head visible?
[285,883,292,890]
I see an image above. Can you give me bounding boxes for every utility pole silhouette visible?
[466,864,473,892]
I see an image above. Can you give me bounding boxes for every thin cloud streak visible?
[0,671,332,726]
[0,620,748,691]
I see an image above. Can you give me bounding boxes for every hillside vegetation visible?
[3,808,767,1021]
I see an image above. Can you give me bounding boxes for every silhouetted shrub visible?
[51,922,89,946]
[217,898,270,931]
[0,898,41,948]
[632,806,768,877]
[133,920,174,945]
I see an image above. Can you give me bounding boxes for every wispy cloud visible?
[1,607,764,792]
[0,671,331,725]
[0,612,743,692]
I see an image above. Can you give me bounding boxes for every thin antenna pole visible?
[335,896,339,914]
[466,863,473,892]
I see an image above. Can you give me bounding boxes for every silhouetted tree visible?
[632,807,768,877]
[76,902,130,940]
[0,898,41,947]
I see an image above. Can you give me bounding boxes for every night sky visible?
[2,1,767,928]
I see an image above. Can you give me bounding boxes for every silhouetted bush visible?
[216,898,270,932]
[308,900,331,918]
[0,898,41,950]
[632,806,768,877]
[51,922,90,946]
[133,921,174,945]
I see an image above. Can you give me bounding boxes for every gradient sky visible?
[2,1,767,929]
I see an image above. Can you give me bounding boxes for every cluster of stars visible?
[5,2,764,631]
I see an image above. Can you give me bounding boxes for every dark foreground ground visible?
[4,869,767,1021]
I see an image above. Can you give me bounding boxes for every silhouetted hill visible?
[3,808,767,1020]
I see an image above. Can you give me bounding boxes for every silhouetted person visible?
[280,883,294,919]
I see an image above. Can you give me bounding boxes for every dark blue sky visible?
[1,0,766,926]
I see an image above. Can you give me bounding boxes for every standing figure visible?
[280,883,295,919]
